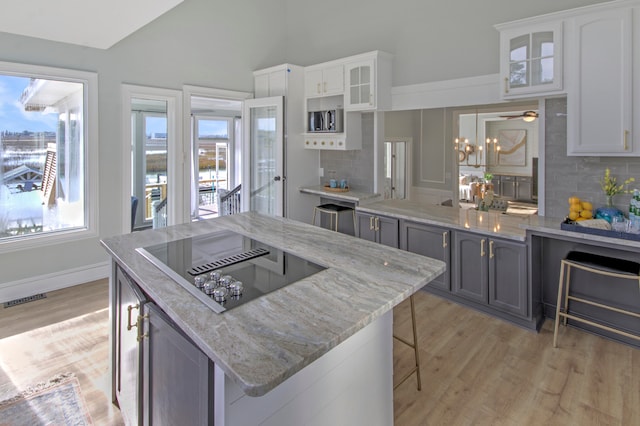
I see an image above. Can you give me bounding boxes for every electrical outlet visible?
[319,168,324,177]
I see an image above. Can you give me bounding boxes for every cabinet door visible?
[500,176,516,199]
[115,265,146,426]
[356,213,377,242]
[499,21,563,99]
[304,69,324,97]
[567,8,633,155]
[142,303,213,426]
[377,215,399,248]
[516,177,532,201]
[400,221,450,291]
[322,65,344,96]
[488,239,528,317]
[345,60,375,110]
[452,232,488,303]
[254,73,270,98]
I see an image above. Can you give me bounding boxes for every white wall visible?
[283,0,609,86]
[0,0,287,288]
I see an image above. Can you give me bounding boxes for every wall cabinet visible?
[400,221,450,291]
[493,175,533,202]
[496,20,563,99]
[304,64,344,98]
[452,231,528,318]
[254,69,287,98]
[344,52,392,111]
[356,212,398,248]
[113,265,214,426]
[566,7,634,155]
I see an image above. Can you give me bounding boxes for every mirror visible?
[454,103,539,213]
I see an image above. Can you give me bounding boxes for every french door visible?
[242,96,284,217]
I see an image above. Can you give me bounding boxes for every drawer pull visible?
[442,231,448,248]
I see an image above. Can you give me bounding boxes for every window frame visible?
[0,61,98,253]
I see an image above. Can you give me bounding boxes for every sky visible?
[0,75,58,133]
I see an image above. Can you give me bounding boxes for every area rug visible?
[0,373,93,426]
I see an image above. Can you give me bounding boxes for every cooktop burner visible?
[136,230,326,313]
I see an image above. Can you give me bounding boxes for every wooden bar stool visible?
[311,203,356,232]
[393,294,421,391]
[553,251,640,348]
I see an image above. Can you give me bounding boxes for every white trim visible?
[0,260,109,304]
[121,84,183,233]
[0,61,99,254]
[392,74,503,111]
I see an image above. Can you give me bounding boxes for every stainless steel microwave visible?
[308,109,343,133]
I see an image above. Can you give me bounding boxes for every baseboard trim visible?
[0,261,110,304]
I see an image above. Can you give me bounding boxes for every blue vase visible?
[595,198,624,224]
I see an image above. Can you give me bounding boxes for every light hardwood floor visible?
[1,280,637,425]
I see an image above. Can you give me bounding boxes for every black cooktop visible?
[136,230,326,313]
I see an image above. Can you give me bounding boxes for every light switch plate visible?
[319,168,324,177]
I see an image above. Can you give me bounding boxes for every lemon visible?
[580,210,593,219]
[568,211,579,221]
[568,196,581,205]
[570,203,582,213]
[581,201,593,210]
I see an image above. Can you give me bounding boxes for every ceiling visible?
[0,0,184,49]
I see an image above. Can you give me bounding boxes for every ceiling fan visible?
[499,110,539,122]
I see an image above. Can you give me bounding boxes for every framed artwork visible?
[498,129,526,166]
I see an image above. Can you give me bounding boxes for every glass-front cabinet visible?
[345,60,374,110]
[497,21,563,99]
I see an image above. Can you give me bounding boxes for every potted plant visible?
[483,172,493,184]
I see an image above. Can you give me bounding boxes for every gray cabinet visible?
[142,303,214,426]
[356,212,399,248]
[452,231,528,318]
[115,265,147,426]
[516,176,532,202]
[113,263,214,426]
[400,221,450,291]
[499,175,516,199]
[494,175,533,202]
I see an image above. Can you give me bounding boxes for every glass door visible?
[131,100,169,229]
[242,97,284,216]
[384,141,406,200]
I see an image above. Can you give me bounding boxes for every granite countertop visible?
[357,199,640,248]
[299,185,381,204]
[100,212,445,397]
[356,199,548,242]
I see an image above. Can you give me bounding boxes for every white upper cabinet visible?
[497,21,563,99]
[566,6,634,155]
[304,65,344,98]
[344,52,392,111]
[254,68,287,98]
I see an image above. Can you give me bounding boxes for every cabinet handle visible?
[374,217,380,231]
[324,82,327,93]
[504,77,509,94]
[480,239,486,257]
[136,313,149,342]
[442,231,448,248]
[624,130,629,150]
[489,240,494,259]
[126,304,139,330]
[369,216,374,231]
[369,93,373,105]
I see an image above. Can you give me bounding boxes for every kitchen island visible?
[101,212,445,425]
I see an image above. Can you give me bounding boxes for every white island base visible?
[215,311,394,426]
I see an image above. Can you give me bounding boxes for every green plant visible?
[600,168,634,196]
[484,172,493,182]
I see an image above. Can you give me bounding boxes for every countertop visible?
[299,185,381,204]
[356,199,546,241]
[100,212,445,397]
[357,199,640,248]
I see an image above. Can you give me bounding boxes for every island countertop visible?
[100,212,445,397]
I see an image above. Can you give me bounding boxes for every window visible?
[0,62,97,251]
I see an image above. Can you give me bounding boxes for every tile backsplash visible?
[544,97,640,218]
[319,112,375,193]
